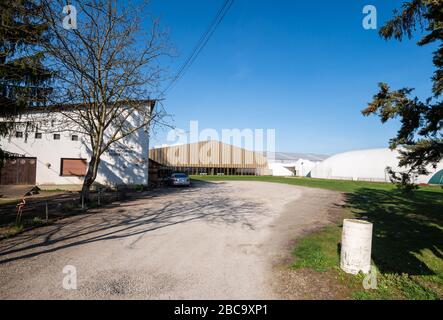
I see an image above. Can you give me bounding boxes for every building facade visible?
[268,159,320,177]
[149,141,269,176]
[0,103,152,187]
[266,152,327,177]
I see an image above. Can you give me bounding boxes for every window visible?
[53,134,60,140]
[15,132,23,138]
[35,132,42,139]
[60,158,87,176]
[71,135,79,141]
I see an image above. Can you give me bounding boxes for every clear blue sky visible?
[147,0,436,155]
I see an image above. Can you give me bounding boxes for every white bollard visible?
[340,219,373,275]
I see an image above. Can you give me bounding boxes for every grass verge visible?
[192,175,443,300]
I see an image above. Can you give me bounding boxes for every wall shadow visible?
[344,188,443,276]
[83,127,149,186]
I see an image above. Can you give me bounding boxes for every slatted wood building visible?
[149,141,269,176]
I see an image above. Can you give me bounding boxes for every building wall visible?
[268,162,296,176]
[149,140,268,170]
[294,159,317,177]
[310,148,443,184]
[0,110,150,186]
[268,159,319,177]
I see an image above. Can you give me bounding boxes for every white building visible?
[310,148,443,184]
[269,159,319,177]
[0,103,152,187]
[268,162,297,176]
[294,159,317,177]
[267,152,326,177]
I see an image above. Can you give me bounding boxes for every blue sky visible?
[147,0,436,155]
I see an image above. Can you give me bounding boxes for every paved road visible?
[0,181,341,299]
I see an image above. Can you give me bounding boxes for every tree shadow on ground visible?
[0,181,268,265]
[344,188,443,276]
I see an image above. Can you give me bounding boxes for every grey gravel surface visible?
[0,181,341,299]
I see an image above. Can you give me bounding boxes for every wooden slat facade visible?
[149,141,268,169]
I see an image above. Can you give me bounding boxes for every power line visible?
[161,0,235,95]
[174,0,230,80]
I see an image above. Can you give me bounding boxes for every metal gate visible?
[0,157,37,185]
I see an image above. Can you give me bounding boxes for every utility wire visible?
[161,0,234,95]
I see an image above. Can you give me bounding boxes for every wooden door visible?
[0,157,37,185]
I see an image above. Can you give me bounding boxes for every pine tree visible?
[363,0,443,186]
[0,0,52,160]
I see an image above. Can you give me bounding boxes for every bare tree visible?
[41,0,172,201]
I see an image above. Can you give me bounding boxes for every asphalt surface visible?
[0,181,341,299]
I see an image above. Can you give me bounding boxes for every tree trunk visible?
[81,155,100,204]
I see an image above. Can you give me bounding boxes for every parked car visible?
[169,173,191,187]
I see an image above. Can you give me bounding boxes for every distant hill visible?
[263,152,330,162]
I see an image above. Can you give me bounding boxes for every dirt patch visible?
[273,267,351,300]
[80,270,181,299]
[271,192,345,264]
[268,191,347,299]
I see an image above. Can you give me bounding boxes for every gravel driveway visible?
[0,181,341,299]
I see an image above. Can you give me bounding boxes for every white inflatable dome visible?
[309,148,443,184]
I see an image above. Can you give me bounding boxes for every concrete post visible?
[340,219,373,274]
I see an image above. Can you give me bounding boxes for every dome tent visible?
[309,148,443,185]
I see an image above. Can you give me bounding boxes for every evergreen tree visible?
[0,0,51,160]
[363,0,442,185]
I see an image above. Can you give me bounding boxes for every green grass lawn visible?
[191,175,443,300]
[191,175,440,193]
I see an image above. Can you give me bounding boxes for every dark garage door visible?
[0,157,37,185]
